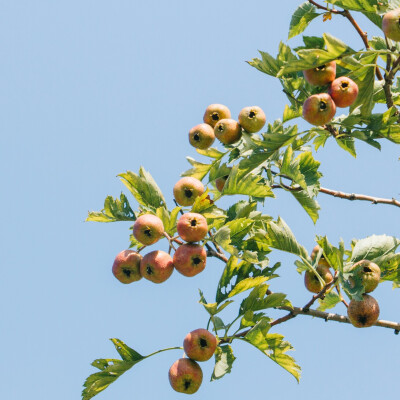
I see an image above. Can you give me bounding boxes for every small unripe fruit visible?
[328,76,359,108]
[133,214,164,246]
[214,118,242,144]
[347,294,380,328]
[303,61,336,86]
[177,213,208,242]
[112,250,143,283]
[173,244,207,277]
[382,9,400,42]
[238,106,266,133]
[304,264,333,293]
[189,123,215,149]
[349,260,381,293]
[140,250,174,283]
[203,104,231,127]
[183,329,217,362]
[169,358,203,394]
[302,93,336,126]
[173,177,205,207]
[215,170,231,192]
[310,245,330,269]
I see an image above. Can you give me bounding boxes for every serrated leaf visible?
[86,194,135,222]
[119,167,166,210]
[317,292,341,311]
[351,235,400,263]
[199,290,233,316]
[222,165,274,198]
[196,147,225,159]
[336,135,356,157]
[182,157,212,180]
[82,339,144,400]
[211,345,236,381]
[288,2,319,39]
[244,324,301,382]
[290,189,320,223]
[228,276,271,298]
[283,104,303,122]
[266,217,309,260]
[325,0,387,12]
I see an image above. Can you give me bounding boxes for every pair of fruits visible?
[302,61,359,126]
[189,103,266,149]
[169,329,217,394]
[304,245,381,328]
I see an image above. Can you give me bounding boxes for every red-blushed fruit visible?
[183,329,217,362]
[304,264,334,293]
[382,9,400,42]
[310,245,330,269]
[238,106,266,133]
[347,294,380,328]
[214,118,242,144]
[189,123,215,149]
[168,358,203,394]
[177,213,208,242]
[203,104,231,128]
[349,260,381,293]
[133,214,164,246]
[173,177,205,207]
[303,61,336,86]
[328,76,359,108]
[302,93,336,126]
[140,250,174,284]
[173,244,207,277]
[112,250,143,283]
[215,169,231,192]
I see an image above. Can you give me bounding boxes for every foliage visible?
[84,1,400,398]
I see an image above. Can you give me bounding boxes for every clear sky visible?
[1,1,400,399]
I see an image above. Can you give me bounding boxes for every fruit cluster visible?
[305,246,381,328]
[169,329,217,394]
[111,176,212,285]
[302,62,359,126]
[189,103,266,149]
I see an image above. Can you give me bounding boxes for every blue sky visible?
[1,1,400,399]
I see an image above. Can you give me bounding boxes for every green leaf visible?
[325,0,387,12]
[244,323,301,382]
[196,147,225,159]
[228,276,271,298]
[283,104,303,122]
[317,292,341,311]
[182,157,212,180]
[348,53,377,117]
[289,189,320,223]
[222,165,274,198]
[82,339,144,400]
[216,257,275,303]
[335,135,356,157]
[288,2,319,39]
[118,167,166,210]
[199,290,234,316]
[351,234,400,263]
[266,217,309,261]
[240,286,289,314]
[211,345,236,381]
[86,194,135,222]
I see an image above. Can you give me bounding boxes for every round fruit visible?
[382,9,400,42]
[173,177,205,207]
[328,76,359,108]
[168,358,203,394]
[203,104,231,127]
[347,294,380,328]
[133,214,164,246]
[189,123,215,149]
[173,244,207,277]
[140,250,174,284]
[112,250,143,283]
[183,329,217,362]
[304,264,333,293]
[302,93,336,126]
[238,106,266,133]
[349,260,381,293]
[214,118,242,144]
[303,61,336,86]
[177,213,208,242]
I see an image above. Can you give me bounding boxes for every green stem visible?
[145,346,183,359]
